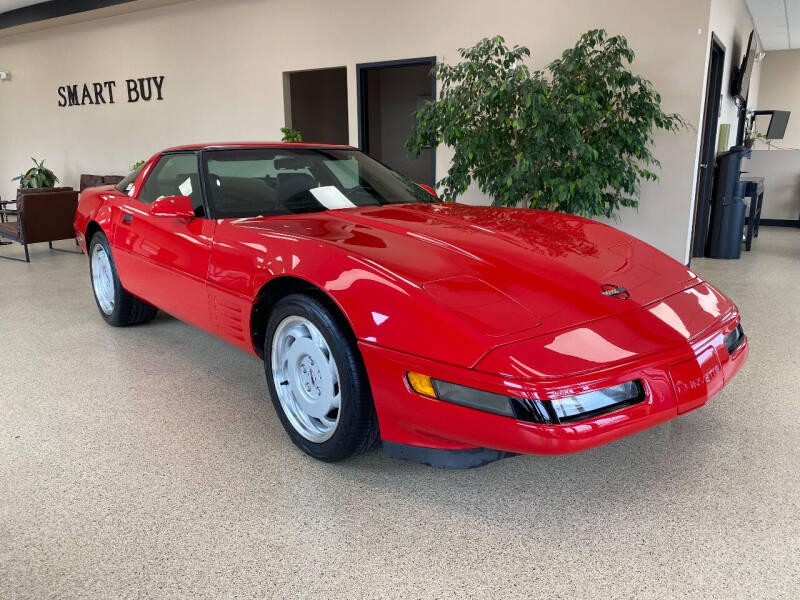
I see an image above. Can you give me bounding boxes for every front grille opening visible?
[724,324,745,355]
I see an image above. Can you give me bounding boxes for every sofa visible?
[80,174,124,192]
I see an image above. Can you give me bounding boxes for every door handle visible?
[122,214,134,223]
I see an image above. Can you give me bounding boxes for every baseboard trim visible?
[759,218,800,228]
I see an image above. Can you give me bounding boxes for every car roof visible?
[162,141,356,152]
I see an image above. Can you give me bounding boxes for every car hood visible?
[236,203,700,340]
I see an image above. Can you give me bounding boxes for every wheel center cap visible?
[298,356,322,399]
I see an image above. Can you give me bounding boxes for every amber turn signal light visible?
[406,372,437,398]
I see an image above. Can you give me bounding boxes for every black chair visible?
[0,194,10,246]
[0,194,12,223]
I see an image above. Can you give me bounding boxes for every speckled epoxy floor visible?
[1,229,798,599]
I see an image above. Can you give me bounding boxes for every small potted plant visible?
[743,110,766,149]
[12,157,59,189]
[280,127,303,142]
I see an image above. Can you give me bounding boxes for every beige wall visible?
[745,49,800,221]
[707,0,762,150]
[0,0,715,262]
[746,151,800,220]
[754,49,800,149]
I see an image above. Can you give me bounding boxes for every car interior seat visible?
[207,174,280,216]
[276,172,324,213]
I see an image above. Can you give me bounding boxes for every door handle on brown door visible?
[122,214,133,223]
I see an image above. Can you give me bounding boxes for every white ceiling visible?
[745,0,800,50]
[1,1,797,51]
[0,1,41,12]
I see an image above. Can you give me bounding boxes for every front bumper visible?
[360,314,748,461]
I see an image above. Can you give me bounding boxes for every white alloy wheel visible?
[91,243,115,315]
[270,315,342,442]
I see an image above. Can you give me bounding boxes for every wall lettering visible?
[57,76,164,107]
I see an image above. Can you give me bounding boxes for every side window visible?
[138,153,204,216]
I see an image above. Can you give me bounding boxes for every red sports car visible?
[74,142,748,468]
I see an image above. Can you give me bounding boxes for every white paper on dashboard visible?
[178,177,193,196]
[310,186,357,210]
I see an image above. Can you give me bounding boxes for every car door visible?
[112,151,215,329]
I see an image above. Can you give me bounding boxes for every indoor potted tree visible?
[406,30,686,219]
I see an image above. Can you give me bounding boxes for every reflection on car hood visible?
[235,203,700,338]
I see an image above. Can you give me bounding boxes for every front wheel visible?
[264,294,379,462]
[89,232,158,327]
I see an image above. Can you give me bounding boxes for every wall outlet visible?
[0,71,10,80]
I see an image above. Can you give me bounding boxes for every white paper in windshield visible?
[310,186,357,210]
[178,177,193,196]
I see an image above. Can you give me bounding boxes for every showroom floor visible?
[1,229,798,599]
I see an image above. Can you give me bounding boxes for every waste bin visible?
[707,146,750,259]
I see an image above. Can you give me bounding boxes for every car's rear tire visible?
[89,232,158,327]
[264,293,379,462]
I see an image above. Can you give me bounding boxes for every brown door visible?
[358,58,436,187]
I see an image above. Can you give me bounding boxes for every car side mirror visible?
[417,183,438,198]
[149,195,195,218]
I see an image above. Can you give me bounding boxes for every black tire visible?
[264,294,380,462]
[89,232,158,327]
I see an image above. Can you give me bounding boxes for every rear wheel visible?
[89,232,158,327]
[264,294,379,461]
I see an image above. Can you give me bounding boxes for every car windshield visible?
[202,148,438,218]
[116,166,143,194]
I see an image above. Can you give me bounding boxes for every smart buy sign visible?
[57,76,165,107]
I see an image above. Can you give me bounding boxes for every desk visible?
[740,176,764,251]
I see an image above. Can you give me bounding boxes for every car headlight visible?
[529,381,644,424]
[724,323,745,355]
[407,373,644,424]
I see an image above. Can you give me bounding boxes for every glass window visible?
[203,148,437,219]
[116,167,142,195]
[323,156,360,189]
[138,152,205,216]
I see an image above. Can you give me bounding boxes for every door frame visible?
[356,56,437,187]
[690,34,726,260]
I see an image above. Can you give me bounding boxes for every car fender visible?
[208,224,496,367]
[74,188,117,252]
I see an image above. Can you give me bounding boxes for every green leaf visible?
[404,30,685,217]
[15,157,60,188]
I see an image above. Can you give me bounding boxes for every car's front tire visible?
[264,294,379,462]
[89,232,158,327]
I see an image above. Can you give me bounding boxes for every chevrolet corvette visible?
[74,143,748,468]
